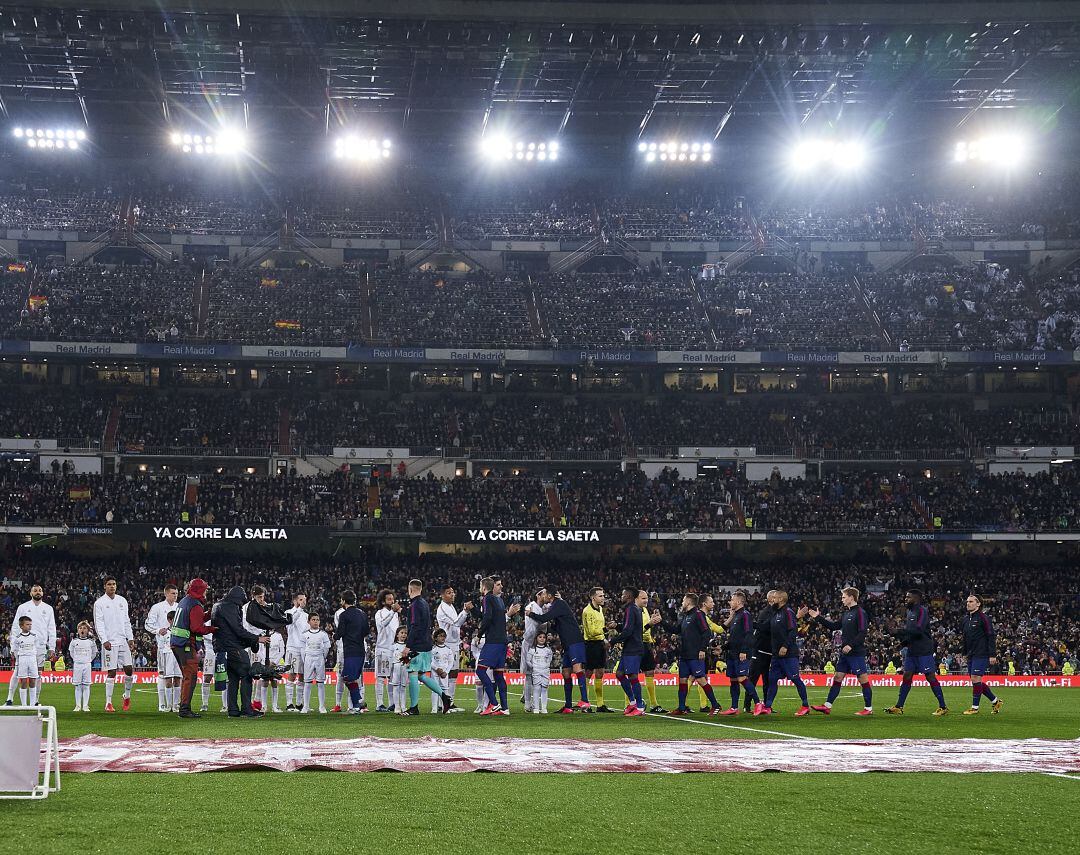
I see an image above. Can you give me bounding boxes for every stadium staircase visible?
[544,482,564,524]
[686,272,720,346]
[849,275,891,347]
[366,481,382,516]
[730,492,747,529]
[276,406,293,455]
[1031,247,1080,283]
[194,273,211,336]
[103,404,122,452]
[524,281,547,340]
[912,495,936,531]
[360,269,377,340]
[550,236,604,274]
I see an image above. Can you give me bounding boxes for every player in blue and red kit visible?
[717,589,759,715]
[886,589,949,716]
[670,593,721,716]
[611,588,646,716]
[804,586,874,716]
[475,576,521,715]
[527,586,592,713]
[759,590,811,716]
[961,594,1003,716]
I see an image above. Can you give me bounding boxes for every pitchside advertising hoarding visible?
[4,671,1075,688]
[101,525,326,542]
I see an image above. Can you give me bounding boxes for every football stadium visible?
[1,0,1079,850]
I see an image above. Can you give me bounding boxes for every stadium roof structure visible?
[2,2,1080,144]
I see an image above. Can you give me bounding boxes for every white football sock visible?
[105,677,115,705]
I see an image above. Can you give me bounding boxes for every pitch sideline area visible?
[52,733,1080,774]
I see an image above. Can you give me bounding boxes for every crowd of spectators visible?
[115,391,278,452]
[1,553,1076,676]
[0,388,110,444]
[134,189,283,235]
[2,264,196,342]
[372,271,534,347]
[2,460,1079,533]
[703,272,883,350]
[0,189,120,234]
[536,271,713,349]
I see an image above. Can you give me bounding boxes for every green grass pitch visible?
[6,683,1078,854]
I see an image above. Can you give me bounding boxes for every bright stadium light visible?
[639,139,712,165]
[169,126,246,157]
[480,136,560,164]
[12,126,87,152]
[789,138,868,174]
[953,135,1027,168]
[333,135,392,162]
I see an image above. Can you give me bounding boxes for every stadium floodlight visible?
[480,136,560,163]
[333,134,392,162]
[169,126,246,157]
[788,138,868,174]
[639,139,712,165]
[12,126,86,151]
[953,135,1027,168]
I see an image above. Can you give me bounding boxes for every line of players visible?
[5,578,1004,718]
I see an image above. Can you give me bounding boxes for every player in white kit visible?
[300,614,331,714]
[69,621,98,712]
[5,584,57,706]
[436,586,471,713]
[156,610,182,712]
[200,633,219,712]
[93,578,135,712]
[521,592,545,711]
[145,584,180,712]
[284,593,309,711]
[430,629,458,713]
[12,616,39,706]
[527,632,554,713]
[373,589,400,711]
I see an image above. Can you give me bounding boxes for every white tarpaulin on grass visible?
[52,735,1080,774]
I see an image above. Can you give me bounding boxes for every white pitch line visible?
[511,688,814,741]
[1042,772,1080,782]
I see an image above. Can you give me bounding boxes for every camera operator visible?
[215,585,269,718]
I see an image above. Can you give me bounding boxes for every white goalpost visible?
[0,705,61,800]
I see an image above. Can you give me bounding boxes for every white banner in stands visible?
[745,461,806,481]
[30,341,138,356]
[837,352,938,364]
[657,351,760,364]
[38,455,101,475]
[993,446,1074,458]
[239,346,347,360]
[678,447,756,458]
[332,448,410,459]
[0,438,58,450]
[989,462,1050,476]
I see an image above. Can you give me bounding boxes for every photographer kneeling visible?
[216,585,269,718]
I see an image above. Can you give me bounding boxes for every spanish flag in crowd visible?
[28,295,48,310]
[68,486,91,500]
[7,262,27,273]
[275,320,301,330]
[261,277,280,288]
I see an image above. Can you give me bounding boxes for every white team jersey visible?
[13,632,38,659]
[155,631,173,659]
[431,644,456,676]
[10,600,56,655]
[285,606,309,651]
[335,638,344,670]
[527,646,554,681]
[69,637,98,666]
[436,602,469,649]
[374,607,399,652]
[522,601,545,648]
[202,636,216,670]
[268,632,286,665]
[145,599,176,639]
[93,594,133,644]
[390,642,407,683]
[302,628,331,662]
[241,602,262,636]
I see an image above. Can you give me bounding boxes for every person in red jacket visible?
[170,578,216,719]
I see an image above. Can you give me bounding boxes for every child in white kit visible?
[12,616,39,706]
[526,632,554,714]
[69,621,98,712]
[301,614,332,714]
[470,633,486,713]
[390,626,408,713]
[430,629,457,713]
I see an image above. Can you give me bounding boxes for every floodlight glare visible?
[14,126,87,152]
[789,138,867,174]
[954,134,1027,168]
[481,136,561,164]
[639,139,713,165]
